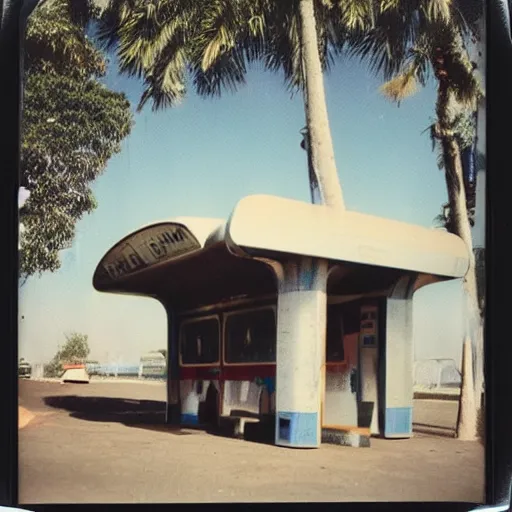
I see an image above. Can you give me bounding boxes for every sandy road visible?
[18,379,484,504]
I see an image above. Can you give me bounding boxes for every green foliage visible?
[20,0,133,279]
[44,332,91,378]
[44,358,63,378]
[60,332,91,361]
[96,0,375,111]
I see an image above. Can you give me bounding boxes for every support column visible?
[274,257,328,448]
[358,303,380,435]
[382,276,415,438]
[165,308,181,425]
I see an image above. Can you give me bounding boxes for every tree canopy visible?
[44,331,91,377]
[20,0,133,279]
[95,0,376,110]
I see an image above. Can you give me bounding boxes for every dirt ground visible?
[18,406,35,429]
[18,379,485,504]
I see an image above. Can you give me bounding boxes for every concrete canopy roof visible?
[93,195,469,309]
[226,195,469,278]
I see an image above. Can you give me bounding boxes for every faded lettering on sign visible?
[102,224,200,281]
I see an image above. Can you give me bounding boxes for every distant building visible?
[139,351,167,379]
[86,362,140,378]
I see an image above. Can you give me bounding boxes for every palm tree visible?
[94,0,385,209]
[350,0,484,440]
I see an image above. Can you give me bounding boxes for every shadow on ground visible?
[44,395,456,445]
[43,395,193,435]
[412,422,456,438]
[43,395,276,444]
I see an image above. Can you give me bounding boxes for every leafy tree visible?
[44,332,91,377]
[43,358,63,378]
[20,0,133,280]
[59,332,90,362]
[350,0,484,440]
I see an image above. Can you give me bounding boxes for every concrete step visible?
[321,426,371,448]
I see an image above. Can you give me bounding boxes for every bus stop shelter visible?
[93,194,469,448]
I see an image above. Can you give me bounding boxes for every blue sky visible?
[19,49,467,368]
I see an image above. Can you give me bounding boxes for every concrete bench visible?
[219,413,261,438]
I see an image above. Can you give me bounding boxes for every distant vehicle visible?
[139,351,166,379]
[61,363,90,384]
[18,359,32,379]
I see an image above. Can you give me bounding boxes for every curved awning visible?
[226,195,469,278]
[93,194,469,307]
[92,217,276,308]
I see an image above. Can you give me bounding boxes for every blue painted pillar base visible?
[275,412,319,448]
[181,413,200,426]
[384,407,413,438]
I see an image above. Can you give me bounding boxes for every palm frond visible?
[379,66,418,103]
[421,0,452,24]
[137,44,188,111]
[197,1,244,71]
[191,45,247,97]
[427,122,438,151]
[337,0,375,32]
[262,9,304,93]
[347,6,419,81]
[96,0,139,51]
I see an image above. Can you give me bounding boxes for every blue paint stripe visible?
[385,407,412,435]
[181,413,199,425]
[276,411,318,447]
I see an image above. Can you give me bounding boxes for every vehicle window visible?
[326,308,345,362]
[225,308,276,364]
[180,317,219,365]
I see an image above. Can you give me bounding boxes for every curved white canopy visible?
[227,195,469,278]
[93,194,469,302]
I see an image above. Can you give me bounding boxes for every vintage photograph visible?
[18,0,486,504]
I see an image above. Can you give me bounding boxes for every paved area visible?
[18,380,484,504]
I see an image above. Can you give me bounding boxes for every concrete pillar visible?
[358,304,380,435]
[274,257,328,448]
[165,308,181,425]
[382,276,415,438]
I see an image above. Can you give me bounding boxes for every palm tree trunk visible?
[472,15,487,407]
[436,76,479,441]
[456,335,477,440]
[298,0,345,209]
